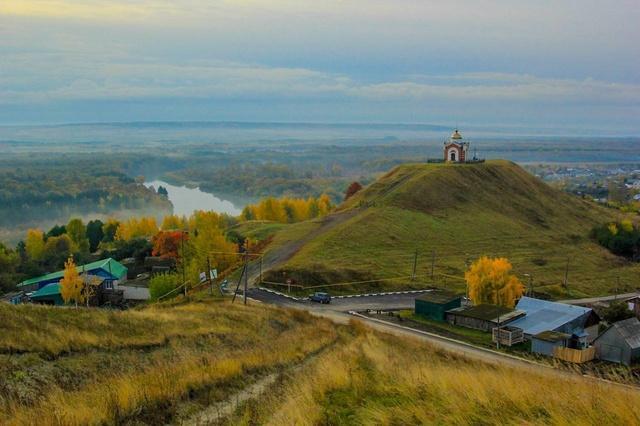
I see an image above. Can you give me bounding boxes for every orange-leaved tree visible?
[59,256,84,308]
[465,256,524,308]
[152,230,185,259]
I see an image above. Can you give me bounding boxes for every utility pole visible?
[563,258,570,290]
[244,239,250,305]
[430,250,436,280]
[181,230,187,297]
[207,256,213,296]
[411,249,418,281]
[524,273,533,297]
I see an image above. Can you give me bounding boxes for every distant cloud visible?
[1,0,638,131]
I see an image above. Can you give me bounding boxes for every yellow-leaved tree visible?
[59,256,84,308]
[465,256,524,308]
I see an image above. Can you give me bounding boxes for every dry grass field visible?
[2,298,640,425]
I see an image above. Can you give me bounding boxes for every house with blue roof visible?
[509,297,600,343]
[17,258,128,306]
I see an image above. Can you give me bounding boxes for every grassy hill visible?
[1,299,638,424]
[260,160,639,297]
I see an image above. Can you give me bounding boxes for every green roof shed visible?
[30,283,65,306]
[415,291,462,322]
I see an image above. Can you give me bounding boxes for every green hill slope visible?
[263,160,638,297]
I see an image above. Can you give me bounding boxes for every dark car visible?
[309,292,331,304]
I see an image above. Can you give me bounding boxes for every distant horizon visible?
[0,119,638,138]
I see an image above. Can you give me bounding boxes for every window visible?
[104,280,113,290]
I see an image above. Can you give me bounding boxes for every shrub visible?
[149,273,181,301]
[601,302,635,324]
[591,221,640,259]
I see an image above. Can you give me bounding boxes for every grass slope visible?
[229,326,640,425]
[0,298,336,425]
[2,299,640,425]
[264,161,638,297]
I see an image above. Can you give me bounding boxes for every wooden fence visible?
[553,346,596,363]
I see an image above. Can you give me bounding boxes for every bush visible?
[591,221,640,259]
[601,302,635,324]
[149,273,180,301]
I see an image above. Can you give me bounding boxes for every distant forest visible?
[0,155,173,242]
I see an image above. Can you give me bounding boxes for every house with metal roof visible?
[414,291,462,322]
[531,330,571,356]
[17,258,128,306]
[593,317,640,365]
[30,283,65,306]
[446,304,526,332]
[508,297,600,341]
[18,258,127,293]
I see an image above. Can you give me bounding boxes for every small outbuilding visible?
[531,330,571,356]
[446,304,525,332]
[594,317,640,366]
[30,283,65,306]
[415,291,462,322]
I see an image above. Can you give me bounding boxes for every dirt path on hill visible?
[182,338,339,425]
[238,209,358,289]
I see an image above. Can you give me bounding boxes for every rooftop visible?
[611,317,640,349]
[447,304,525,323]
[30,283,61,299]
[534,330,571,342]
[415,290,462,304]
[18,258,127,288]
[509,297,593,336]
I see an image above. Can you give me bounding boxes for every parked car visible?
[309,292,331,304]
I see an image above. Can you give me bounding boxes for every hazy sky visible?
[1,0,639,133]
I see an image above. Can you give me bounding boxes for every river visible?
[144,180,243,217]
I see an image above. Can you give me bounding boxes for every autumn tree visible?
[161,215,187,230]
[25,229,45,261]
[344,181,363,200]
[60,256,83,308]
[239,195,333,223]
[152,230,185,259]
[115,217,158,241]
[465,256,524,308]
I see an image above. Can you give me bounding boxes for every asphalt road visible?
[558,292,640,305]
[246,288,432,312]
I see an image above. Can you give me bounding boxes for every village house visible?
[593,317,640,365]
[508,297,600,342]
[15,258,145,306]
[446,304,525,332]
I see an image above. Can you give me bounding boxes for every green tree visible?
[149,272,180,301]
[42,234,74,270]
[0,243,20,294]
[102,218,120,243]
[67,218,90,253]
[601,302,635,324]
[25,229,45,261]
[86,219,105,252]
[46,224,66,238]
